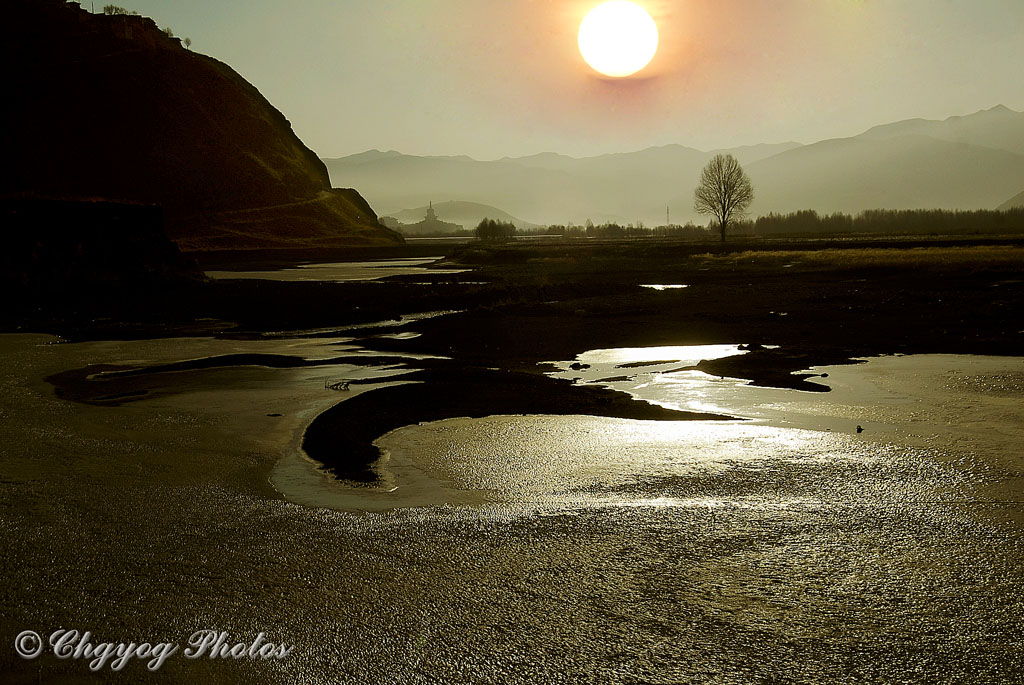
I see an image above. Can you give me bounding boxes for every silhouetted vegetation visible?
[694,154,754,242]
[542,222,709,240]
[475,218,517,242]
[103,5,134,15]
[751,208,1024,236]
[532,209,1024,241]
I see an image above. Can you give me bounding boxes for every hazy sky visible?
[112,0,1024,160]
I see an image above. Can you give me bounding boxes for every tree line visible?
[474,218,517,242]
[464,153,1022,242]
[541,222,708,240]
[103,5,138,15]
[750,208,1024,236]
[559,209,1024,239]
[473,208,1024,242]
[689,154,1024,240]
[102,5,192,48]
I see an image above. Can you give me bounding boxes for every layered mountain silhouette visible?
[4,0,400,251]
[323,143,798,227]
[741,132,1024,217]
[325,106,1024,227]
[856,105,1024,154]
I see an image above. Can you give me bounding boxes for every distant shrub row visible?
[475,218,517,242]
[540,222,709,240]
[103,5,138,15]
[539,208,1024,239]
[472,208,1024,242]
[748,208,1024,236]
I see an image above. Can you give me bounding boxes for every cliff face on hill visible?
[3,0,401,251]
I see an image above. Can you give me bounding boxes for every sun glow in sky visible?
[112,0,1024,159]
[578,2,659,78]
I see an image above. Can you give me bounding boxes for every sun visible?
[578,1,659,78]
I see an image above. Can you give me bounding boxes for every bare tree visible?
[694,154,754,242]
[183,37,192,50]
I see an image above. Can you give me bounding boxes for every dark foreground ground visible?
[3,235,1024,684]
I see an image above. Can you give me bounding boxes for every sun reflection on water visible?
[373,415,944,510]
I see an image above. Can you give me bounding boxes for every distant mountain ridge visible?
[857,104,1024,154]
[738,132,1024,217]
[5,0,400,251]
[325,105,1024,227]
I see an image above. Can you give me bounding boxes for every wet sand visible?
[3,239,1024,682]
[1,332,1022,683]
[301,366,732,480]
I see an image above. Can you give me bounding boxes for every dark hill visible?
[3,0,401,251]
[1,196,201,303]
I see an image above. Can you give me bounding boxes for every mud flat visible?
[2,332,1023,683]
[3,239,1024,682]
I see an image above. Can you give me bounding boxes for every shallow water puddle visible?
[206,257,468,282]
[294,350,1023,520]
[639,283,689,290]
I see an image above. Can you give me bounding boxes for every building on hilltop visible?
[401,202,464,236]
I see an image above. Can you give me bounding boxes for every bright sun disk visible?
[578,1,659,78]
